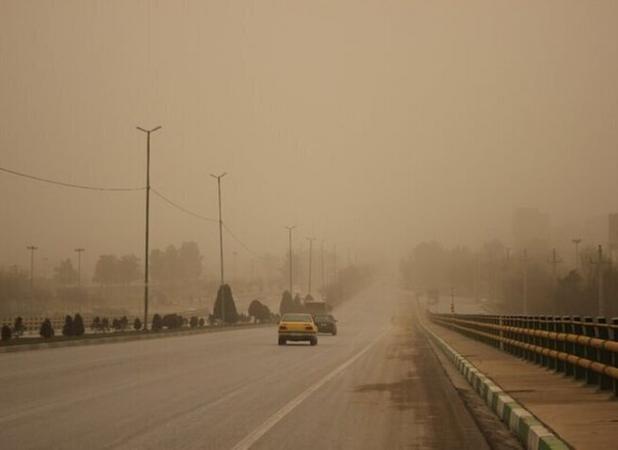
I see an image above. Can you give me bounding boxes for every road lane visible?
[0,285,490,449]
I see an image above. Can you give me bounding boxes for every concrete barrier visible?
[419,319,569,450]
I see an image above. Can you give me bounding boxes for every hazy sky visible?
[2,0,618,276]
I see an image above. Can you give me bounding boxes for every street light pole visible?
[74,248,85,287]
[320,239,325,294]
[307,237,316,296]
[211,172,227,322]
[522,249,529,315]
[26,245,38,299]
[572,238,582,271]
[137,125,161,331]
[285,226,296,295]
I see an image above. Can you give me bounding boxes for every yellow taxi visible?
[278,313,318,346]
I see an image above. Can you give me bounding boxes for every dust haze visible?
[2,0,618,280]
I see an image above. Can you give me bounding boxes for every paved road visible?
[0,285,490,449]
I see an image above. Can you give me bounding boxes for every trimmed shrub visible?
[73,314,85,336]
[1,325,11,341]
[13,317,25,337]
[279,290,294,315]
[162,314,183,329]
[249,300,272,323]
[213,284,239,324]
[101,317,109,332]
[62,315,74,336]
[198,317,205,327]
[152,314,163,331]
[120,316,129,331]
[292,294,304,313]
[190,316,198,328]
[40,319,54,338]
[91,316,101,332]
[133,317,142,331]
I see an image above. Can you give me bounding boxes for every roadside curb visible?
[419,318,570,450]
[0,323,274,354]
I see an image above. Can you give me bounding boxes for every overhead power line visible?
[150,187,259,257]
[150,188,218,223]
[1,164,261,259]
[0,166,145,192]
[223,222,260,258]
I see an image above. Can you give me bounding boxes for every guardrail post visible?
[498,316,504,351]
[518,315,525,359]
[572,316,585,380]
[547,316,556,370]
[583,316,598,386]
[610,318,618,396]
[562,316,573,376]
[555,316,565,373]
[535,316,542,366]
[525,316,533,362]
[595,317,612,391]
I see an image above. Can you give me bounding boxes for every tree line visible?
[400,240,618,316]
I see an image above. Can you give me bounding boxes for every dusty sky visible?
[2,0,618,277]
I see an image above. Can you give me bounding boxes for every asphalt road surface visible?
[0,285,491,449]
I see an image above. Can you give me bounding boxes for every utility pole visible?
[74,248,85,287]
[26,245,38,299]
[522,249,529,315]
[307,237,316,296]
[572,238,582,271]
[450,287,455,314]
[285,226,296,295]
[548,248,562,313]
[333,244,337,285]
[233,251,238,283]
[211,172,227,322]
[136,125,161,331]
[591,245,608,316]
[320,239,325,293]
[548,248,562,284]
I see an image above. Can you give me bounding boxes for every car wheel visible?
[310,337,318,346]
[278,337,286,345]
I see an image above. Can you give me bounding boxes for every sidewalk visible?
[424,318,618,450]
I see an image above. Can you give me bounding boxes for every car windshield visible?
[281,314,313,322]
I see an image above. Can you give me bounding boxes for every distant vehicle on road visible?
[278,313,318,346]
[313,313,337,335]
[304,300,330,315]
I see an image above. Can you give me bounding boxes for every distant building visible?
[512,207,550,256]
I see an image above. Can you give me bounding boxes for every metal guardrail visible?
[429,313,618,396]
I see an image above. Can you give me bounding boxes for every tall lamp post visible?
[306,237,316,297]
[285,226,296,295]
[572,238,582,271]
[522,249,529,315]
[137,125,162,330]
[26,245,38,299]
[74,248,85,287]
[211,172,227,322]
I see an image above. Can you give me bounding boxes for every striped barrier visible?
[419,319,569,450]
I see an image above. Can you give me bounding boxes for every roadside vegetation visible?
[401,240,618,316]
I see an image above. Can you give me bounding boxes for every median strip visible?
[0,323,274,354]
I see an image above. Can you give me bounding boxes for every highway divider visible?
[0,322,275,354]
[418,318,569,450]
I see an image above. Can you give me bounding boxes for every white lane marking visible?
[231,328,390,450]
